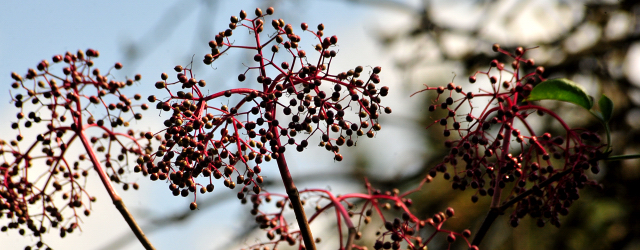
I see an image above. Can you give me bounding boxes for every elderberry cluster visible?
[242,179,476,250]
[1,50,151,249]
[141,7,390,210]
[371,200,475,250]
[418,44,604,228]
[248,193,311,248]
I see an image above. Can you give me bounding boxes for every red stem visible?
[77,131,155,250]
[272,146,316,250]
[268,98,316,250]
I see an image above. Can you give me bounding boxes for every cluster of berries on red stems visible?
[2,49,152,249]
[141,7,390,211]
[415,44,604,229]
[243,177,477,250]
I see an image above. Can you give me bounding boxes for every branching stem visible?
[78,131,155,250]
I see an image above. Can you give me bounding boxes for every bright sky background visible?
[0,1,423,249]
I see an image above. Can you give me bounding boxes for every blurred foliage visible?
[366,0,640,249]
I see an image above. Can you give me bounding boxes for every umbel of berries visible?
[2,50,155,249]
[143,7,390,249]
[414,44,605,236]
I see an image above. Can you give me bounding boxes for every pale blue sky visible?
[0,1,421,249]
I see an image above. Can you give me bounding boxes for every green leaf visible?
[598,94,613,122]
[526,78,593,110]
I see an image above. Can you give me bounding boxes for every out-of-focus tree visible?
[363,0,640,249]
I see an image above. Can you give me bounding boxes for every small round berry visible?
[11,72,23,82]
[490,76,497,84]
[330,35,338,44]
[469,76,476,83]
[439,118,447,126]
[155,81,166,89]
[447,233,456,242]
[266,7,274,15]
[445,207,455,217]
[490,59,498,67]
[510,218,520,227]
[591,165,600,174]
[446,97,454,105]
[502,81,511,89]
[443,129,450,137]
[462,229,471,238]
[492,43,500,52]
[471,195,479,203]
[284,24,293,34]
[190,202,197,210]
[114,62,123,69]
[526,59,535,67]
[271,20,280,29]
[255,8,263,17]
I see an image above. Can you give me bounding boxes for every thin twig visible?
[78,132,155,250]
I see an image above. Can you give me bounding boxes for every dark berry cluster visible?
[246,193,314,248]
[416,44,604,228]
[369,200,474,250]
[1,50,152,249]
[243,179,475,250]
[141,7,390,209]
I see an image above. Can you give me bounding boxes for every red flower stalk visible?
[1,50,155,249]
[245,177,475,250]
[142,7,390,250]
[413,44,605,246]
